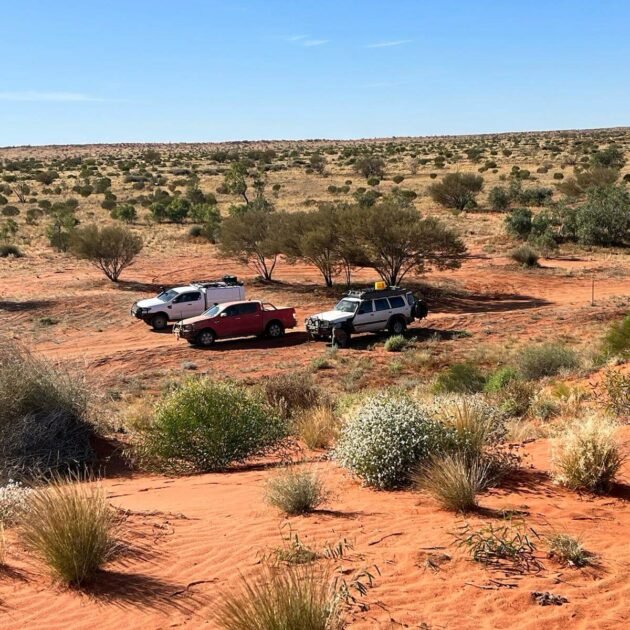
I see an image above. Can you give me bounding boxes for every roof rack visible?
[191,275,243,288]
[344,286,407,300]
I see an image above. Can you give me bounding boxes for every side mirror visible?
[220,312,227,318]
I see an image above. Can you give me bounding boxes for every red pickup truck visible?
[173,300,297,347]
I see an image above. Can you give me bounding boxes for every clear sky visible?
[2,0,629,146]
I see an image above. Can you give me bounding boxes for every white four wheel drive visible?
[131,276,245,330]
[305,285,428,347]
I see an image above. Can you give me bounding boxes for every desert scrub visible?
[138,379,286,473]
[334,393,449,489]
[384,335,408,352]
[547,533,594,567]
[414,453,489,512]
[265,468,328,515]
[510,245,539,267]
[552,416,623,492]
[602,369,629,417]
[601,315,630,359]
[434,363,486,394]
[20,477,117,585]
[484,366,519,393]
[294,405,339,450]
[0,480,32,525]
[217,565,341,630]
[0,339,93,482]
[516,342,580,380]
[263,371,328,419]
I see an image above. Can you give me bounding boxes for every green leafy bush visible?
[384,335,408,352]
[434,363,486,394]
[505,208,532,239]
[489,186,511,211]
[575,186,630,246]
[484,367,519,393]
[601,315,630,358]
[140,379,286,473]
[516,343,580,380]
[334,393,448,489]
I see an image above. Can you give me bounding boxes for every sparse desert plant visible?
[484,366,519,393]
[434,363,486,394]
[414,453,489,512]
[552,415,623,492]
[0,339,93,482]
[0,480,32,525]
[20,477,117,585]
[265,467,328,515]
[601,315,630,359]
[138,379,286,473]
[602,369,629,417]
[516,343,580,380]
[547,533,594,568]
[384,334,408,352]
[264,372,328,419]
[334,393,448,489]
[510,245,539,267]
[0,244,22,258]
[494,379,536,418]
[217,565,341,630]
[294,406,339,450]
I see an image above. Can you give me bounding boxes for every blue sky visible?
[1,0,629,145]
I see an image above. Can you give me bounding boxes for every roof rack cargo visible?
[343,286,407,300]
[191,275,243,288]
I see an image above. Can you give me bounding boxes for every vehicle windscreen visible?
[157,289,178,302]
[335,299,359,313]
[203,305,221,317]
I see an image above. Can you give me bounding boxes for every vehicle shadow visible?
[189,330,310,351]
[0,299,57,312]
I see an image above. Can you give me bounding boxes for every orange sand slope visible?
[1,431,629,630]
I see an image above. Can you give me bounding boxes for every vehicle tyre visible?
[389,317,406,336]
[197,329,215,347]
[333,328,350,348]
[266,321,285,338]
[151,313,168,330]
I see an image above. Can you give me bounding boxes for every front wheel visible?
[332,328,351,348]
[266,321,285,338]
[389,318,406,335]
[151,313,168,330]
[196,329,215,347]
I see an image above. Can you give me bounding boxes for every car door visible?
[388,295,407,320]
[372,298,392,330]
[216,304,241,338]
[174,291,202,319]
[352,300,376,332]
[236,302,262,336]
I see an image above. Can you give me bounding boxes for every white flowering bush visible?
[0,480,32,525]
[334,393,449,489]
[552,416,623,492]
[138,378,286,473]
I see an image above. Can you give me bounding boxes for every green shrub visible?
[20,477,117,585]
[547,533,593,567]
[384,335,408,352]
[552,416,622,492]
[334,393,448,489]
[516,343,580,380]
[602,369,629,417]
[0,339,93,482]
[510,245,539,267]
[139,379,286,473]
[414,454,489,512]
[488,186,511,211]
[601,315,630,358]
[484,367,518,393]
[434,363,486,394]
[505,208,532,239]
[428,172,484,211]
[263,372,327,419]
[575,186,630,246]
[217,565,340,630]
[265,468,328,515]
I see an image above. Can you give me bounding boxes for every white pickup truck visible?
[131,276,245,330]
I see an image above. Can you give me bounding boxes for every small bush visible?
[293,406,339,450]
[601,315,630,358]
[0,244,22,258]
[552,416,623,492]
[414,454,489,512]
[517,343,580,380]
[547,533,593,567]
[20,477,117,585]
[488,186,511,211]
[139,379,286,473]
[265,468,327,515]
[334,393,448,489]
[0,480,32,525]
[505,207,532,239]
[0,339,93,482]
[484,366,518,393]
[217,565,340,630]
[384,335,408,352]
[602,369,629,417]
[263,372,327,419]
[434,363,486,394]
[510,245,539,267]
[494,379,536,418]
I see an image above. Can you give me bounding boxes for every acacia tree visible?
[353,201,466,285]
[223,162,249,204]
[70,224,143,282]
[428,172,484,211]
[219,208,281,281]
